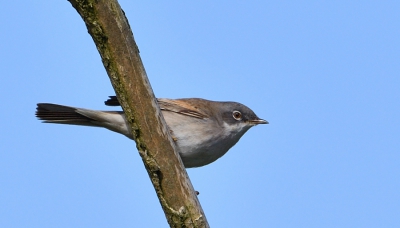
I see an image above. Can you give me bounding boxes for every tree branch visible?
[67,0,209,227]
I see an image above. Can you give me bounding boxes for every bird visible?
[36,96,268,168]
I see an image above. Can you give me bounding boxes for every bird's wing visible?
[104,96,120,106]
[158,98,209,119]
[104,96,208,119]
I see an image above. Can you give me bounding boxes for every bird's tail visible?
[35,103,132,138]
[36,103,98,126]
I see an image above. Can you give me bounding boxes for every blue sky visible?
[1,1,399,227]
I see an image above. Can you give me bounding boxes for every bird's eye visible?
[232,111,242,120]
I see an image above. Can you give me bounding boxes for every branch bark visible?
[67,0,209,227]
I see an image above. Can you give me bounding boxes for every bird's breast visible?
[162,112,248,168]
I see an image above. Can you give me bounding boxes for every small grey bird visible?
[36,96,268,168]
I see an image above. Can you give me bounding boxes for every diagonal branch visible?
[67,0,209,227]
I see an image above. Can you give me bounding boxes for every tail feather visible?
[36,103,98,127]
[36,103,132,138]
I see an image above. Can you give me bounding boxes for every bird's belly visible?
[163,112,228,167]
[175,130,226,166]
[163,111,249,168]
[177,138,233,168]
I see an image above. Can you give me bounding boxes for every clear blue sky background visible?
[1,1,399,227]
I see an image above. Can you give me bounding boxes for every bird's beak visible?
[249,118,269,125]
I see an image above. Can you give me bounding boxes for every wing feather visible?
[104,96,208,119]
